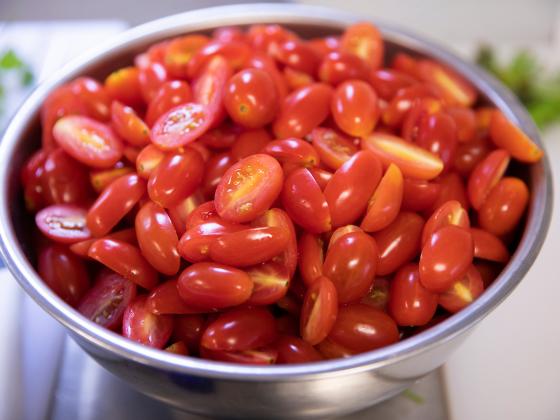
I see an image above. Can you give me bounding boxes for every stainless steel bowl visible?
[0,4,552,418]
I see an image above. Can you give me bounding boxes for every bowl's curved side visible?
[0,3,552,416]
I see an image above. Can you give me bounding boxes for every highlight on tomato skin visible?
[489,110,543,163]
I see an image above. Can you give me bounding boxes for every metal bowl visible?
[0,4,552,419]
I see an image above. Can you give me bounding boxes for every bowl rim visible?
[0,3,553,381]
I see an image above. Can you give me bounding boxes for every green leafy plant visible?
[476,45,560,130]
[0,49,35,116]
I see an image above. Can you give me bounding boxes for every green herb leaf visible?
[0,49,24,70]
[402,388,424,405]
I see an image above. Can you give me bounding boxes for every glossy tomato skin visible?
[318,51,369,85]
[224,68,278,128]
[467,149,510,210]
[87,173,146,237]
[388,263,438,326]
[415,112,458,172]
[470,227,509,263]
[419,225,474,292]
[323,231,378,303]
[276,336,323,364]
[90,166,133,193]
[300,276,338,345]
[177,262,253,309]
[454,136,492,178]
[421,200,470,245]
[147,148,204,208]
[439,265,484,313]
[53,115,124,169]
[263,138,320,168]
[201,307,277,351]
[110,101,150,147]
[340,22,384,70]
[201,152,233,199]
[104,67,143,109]
[145,80,192,127]
[38,244,90,307]
[401,178,441,212]
[478,177,529,236]
[88,239,159,290]
[36,204,91,244]
[331,80,379,137]
[138,62,168,103]
[230,128,272,161]
[370,69,417,101]
[246,262,290,305]
[178,220,244,263]
[311,127,358,171]
[123,296,174,349]
[42,148,91,206]
[78,270,137,330]
[173,314,206,354]
[214,154,283,223]
[281,167,331,233]
[328,303,399,353]
[298,233,324,287]
[489,110,543,163]
[273,83,333,139]
[430,172,469,213]
[136,144,165,179]
[146,279,207,315]
[151,103,211,150]
[162,34,209,78]
[275,40,320,75]
[135,202,180,275]
[373,211,424,276]
[324,150,382,227]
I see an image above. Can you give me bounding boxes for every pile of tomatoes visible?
[22,21,543,364]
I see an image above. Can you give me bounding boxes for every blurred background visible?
[1,2,560,420]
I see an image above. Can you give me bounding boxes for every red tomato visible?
[475,261,502,289]
[391,53,420,78]
[361,277,390,311]
[38,244,89,307]
[340,22,384,70]
[110,101,150,147]
[273,83,333,138]
[276,336,323,364]
[274,40,320,75]
[104,67,143,108]
[415,112,458,172]
[327,225,362,250]
[87,173,146,237]
[177,262,253,309]
[167,192,205,236]
[223,68,278,128]
[145,80,192,127]
[382,84,439,127]
[173,314,206,353]
[123,296,173,349]
[328,303,399,353]
[78,270,137,330]
[419,225,474,292]
[151,103,211,150]
[467,149,510,210]
[146,279,207,315]
[184,200,220,229]
[298,233,324,287]
[135,202,180,275]
[213,26,246,43]
[147,148,204,208]
[230,128,272,161]
[422,200,470,245]
[187,40,250,79]
[370,69,417,100]
[401,178,441,212]
[42,149,91,205]
[248,24,299,54]
[311,127,358,171]
[300,276,338,345]
[478,177,529,236]
[36,204,91,244]
[178,220,243,263]
[53,116,124,169]
[201,152,233,199]
[331,80,379,137]
[324,150,382,227]
[401,97,442,142]
[316,338,354,359]
[308,35,340,59]
[246,53,289,102]
[69,77,111,121]
[470,228,509,263]
[323,231,378,303]
[21,149,49,209]
[373,211,424,276]
[136,144,165,179]
[361,132,444,180]
[489,110,543,163]
[246,262,290,305]
[318,51,369,85]
[138,62,168,103]
[263,138,319,168]
[163,34,210,78]
[281,167,331,233]
[166,341,189,355]
[201,307,277,351]
[69,227,136,258]
[439,265,484,313]
[214,154,283,223]
[90,166,133,193]
[446,106,476,143]
[201,347,278,365]
[454,136,493,178]
[431,172,469,213]
[88,239,159,290]
[361,163,404,232]
[199,123,240,150]
[308,167,333,190]
[388,263,438,326]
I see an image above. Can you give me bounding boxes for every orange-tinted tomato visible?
[419,225,473,292]
[300,276,338,345]
[246,262,290,306]
[431,172,469,213]
[275,40,320,75]
[110,101,150,147]
[373,211,424,276]
[163,34,210,78]
[446,106,476,143]
[382,84,439,127]
[276,336,323,364]
[263,138,319,168]
[177,262,253,309]
[439,265,484,313]
[422,200,470,245]
[104,67,143,108]
[328,303,399,353]
[201,307,277,351]
[298,233,324,287]
[147,149,204,208]
[53,116,124,169]
[340,22,384,70]
[87,173,145,237]
[361,132,444,180]
[187,40,250,79]
[281,167,331,233]
[224,68,278,128]
[36,204,91,244]
[467,149,510,210]
[331,80,379,137]
[90,166,133,193]
[145,80,192,127]
[318,51,369,85]
[136,144,165,179]
[38,244,89,307]
[311,127,358,171]
[324,150,382,227]
[388,263,438,326]
[370,69,417,100]
[361,163,404,232]
[478,177,529,236]
[123,296,173,349]
[273,83,333,139]
[135,202,180,275]
[489,110,543,163]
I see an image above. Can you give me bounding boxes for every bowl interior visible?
[0,4,552,380]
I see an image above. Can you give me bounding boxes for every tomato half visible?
[422,200,470,245]
[340,22,384,70]
[36,204,91,244]
[300,276,338,345]
[311,127,358,171]
[470,228,509,263]
[145,80,192,127]
[151,103,211,150]
[489,110,543,163]
[439,265,484,313]
[467,149,510,210]
[110,101,150,147]
[123,296,174,349]
[298,233,324,287]
[147,279,208,315]
[319,51,369,85]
